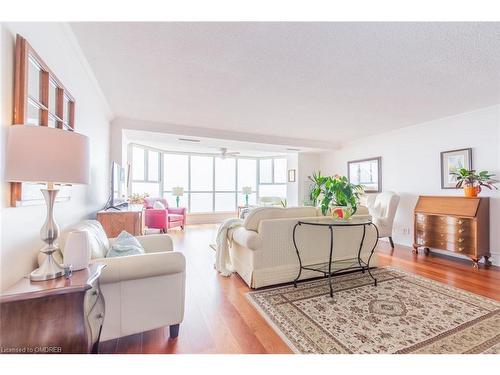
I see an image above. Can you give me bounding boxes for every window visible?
[237,159,257,191]
[259,159,273,183]
[131,146,161,197]
[273,158,287,183]
[258,157,287,200]
[129,144,287,213]
[163,154,188,191]
[132,147,145,180]
[191,156,213,191]
[147,150,160,182]
[215,158,235,191]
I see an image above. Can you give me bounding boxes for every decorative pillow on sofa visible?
[106,231,145,258]
[153,200,166,210]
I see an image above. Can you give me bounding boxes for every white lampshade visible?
[242,186,252,195]
[4,125,90,184]
[172,186,184,196]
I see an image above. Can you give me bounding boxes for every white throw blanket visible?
[215,218,243,276]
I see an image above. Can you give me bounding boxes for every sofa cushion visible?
[106,230,145,258]
[243,206,318,232]
[153,200,166,210]
[61,220,110,259]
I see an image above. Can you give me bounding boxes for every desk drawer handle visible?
[458,238,464,243]
[458,246,464,252]
[458,220,463,225]
[458,229,465,233]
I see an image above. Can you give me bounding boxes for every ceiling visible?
[71,22,500,145]
[124,129,311,157]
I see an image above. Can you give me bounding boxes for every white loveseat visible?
[229,206,378,288]
[39,220,186,341]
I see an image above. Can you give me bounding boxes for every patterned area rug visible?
[247,268,500,354]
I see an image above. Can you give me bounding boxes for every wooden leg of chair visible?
[169,324,180,339]
[388,236,395,249]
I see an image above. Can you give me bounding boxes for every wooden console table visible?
[97,208,145,237]
[413,196,490,268]
[0,264,105,354]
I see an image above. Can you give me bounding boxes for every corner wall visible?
[320,105,500,265]
[0,23,112,290]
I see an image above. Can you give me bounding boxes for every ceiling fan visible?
[216,147,240,159]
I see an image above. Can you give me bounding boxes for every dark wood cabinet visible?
[0,264,105,354]
[413,196,490,268]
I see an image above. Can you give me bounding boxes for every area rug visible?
[247,267,500,354]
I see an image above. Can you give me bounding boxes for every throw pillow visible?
[153,200,166,210]
[106,230,145,258]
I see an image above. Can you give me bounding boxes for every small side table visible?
[292,218,379,298]
[0,264,106,354]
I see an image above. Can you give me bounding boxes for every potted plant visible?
[128,193,149,210]
[308,172,363,218]
[450,168,498,197]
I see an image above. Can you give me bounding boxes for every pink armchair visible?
[144,197,187,232]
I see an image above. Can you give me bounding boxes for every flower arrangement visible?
[308,172,363,217]
[128,193,149,205]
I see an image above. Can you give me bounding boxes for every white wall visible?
[286,153,299,206]
[0,23,112,290]
[298,153,321,206]
[320,105,500,265]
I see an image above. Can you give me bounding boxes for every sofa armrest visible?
[231,227,262,251]
[167,207,186,215]
[144,209,167,227]
[90,251,185,284]
[135,234,174,253]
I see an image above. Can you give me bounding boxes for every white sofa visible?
[229,206,378,288]
[366,191,400,248]
[39,220,186,341]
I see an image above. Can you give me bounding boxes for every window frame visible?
[128,143,287,214]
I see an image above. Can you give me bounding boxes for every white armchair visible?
[366,191,400,248]
[39,220,186,341]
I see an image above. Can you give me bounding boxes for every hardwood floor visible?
[99,224,500,354]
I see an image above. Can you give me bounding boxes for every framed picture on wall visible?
[440,148,472,189]
[288,169,296,182]
[347,157,382,193]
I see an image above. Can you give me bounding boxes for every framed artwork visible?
[288,169,296,182]
[347,157,382,193]
[440,148,472,189]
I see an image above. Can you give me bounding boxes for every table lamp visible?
[242,186,252,207]
[5,125,90,281]
[172,186,184,207]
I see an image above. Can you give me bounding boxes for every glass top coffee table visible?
[292,217,379,298]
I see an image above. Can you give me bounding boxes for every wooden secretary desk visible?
[413,196,490,268]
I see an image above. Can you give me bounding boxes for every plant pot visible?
[331,206,354,220]
[463,186,480,197]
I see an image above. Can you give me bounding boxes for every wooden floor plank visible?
[100,224,499,354]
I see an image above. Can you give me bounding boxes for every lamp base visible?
[30,250,65,281]
[30,187,65,281]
